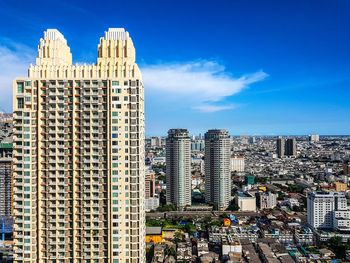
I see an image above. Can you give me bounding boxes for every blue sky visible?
[0,0,349,135]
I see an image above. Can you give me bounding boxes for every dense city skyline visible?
[1,1,350,262]
[0,0,350,135]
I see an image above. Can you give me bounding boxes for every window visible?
[17,82,24,93]
[112,81,119,86]
[17,98,24,109]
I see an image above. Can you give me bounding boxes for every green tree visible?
[157,203,177,212]
[173,231,184,243]
[328,236,350,259]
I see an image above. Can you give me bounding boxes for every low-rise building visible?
[257,192,277,210]
[257,243,280,263]
[146,227,163,244]
[222,235,242,260]
[236,192,256,212]
[334,182,347,192]
[177,241,192,261]
[294,226,314,245]
[242,244,261,263]
[152,244,166,263]
[197,239,209,257]
[231,156,245,172]
[145,196,160,212]
[262,228,294,244]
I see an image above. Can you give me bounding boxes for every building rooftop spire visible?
[36,29,72,66]
[104,28,129,40]
[44,29,67,44]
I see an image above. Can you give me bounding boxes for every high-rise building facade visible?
[191,139,205,152]
[166,129,191,210]
[204,129,231,210]
[276,137,297,158]
[285,138,297,156]
[309,134,320,142]
[276,137,285,158]
[307,192,350,230]
[12,28,145,262]
[0,120,13,218]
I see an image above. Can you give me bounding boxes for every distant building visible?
[248,137,256,144]
[240,136,248,145]
[145,227,163,244]
[145,171,159,211]
[257,192,277,209]
[150,136,165,148]
[285,138,297,156]
[230,156,245,172]
[191,139,205,152]
[177,241,192,261]
[285,198,300,209]
[245,175,255,185]
[0,121,13,218]
[276,137,297,158]
[309,134,320,142]
[307,191,350,230]
[205,129,231,210]
[166,129,191,210]
[236,192,256,212]
[145,172,156,198]
[197,239,209,257]
[153,244,166,263]
[295,226,314,245]
[335,182,347,192]
[221,235,242,261]
[145,197,159,212]
[344,163,350,175]
[276,137,285,158]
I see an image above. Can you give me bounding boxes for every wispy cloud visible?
[193,104,238,113]
[0,40,35,112]
[141,60,268,112]
[0,42,267,115]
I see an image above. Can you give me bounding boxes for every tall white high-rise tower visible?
[12,28,145,263]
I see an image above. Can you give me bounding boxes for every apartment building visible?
[166,129,191,210]
[12,28,145,262]
[205,130,231,210]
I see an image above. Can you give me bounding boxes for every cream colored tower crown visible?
[36,29,72,65]
[13,28,145,263]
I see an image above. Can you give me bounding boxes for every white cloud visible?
[141,60,268,112]
[193,104,237,113]
[0,41,34,112]
[0,43,267,115]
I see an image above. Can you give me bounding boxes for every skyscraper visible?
[276,137,297,158]
[0,120,13,219]
[204,129,231,210]
[166,129,191,211]
[285,138,297,156]
[309,134,320,142]
[276,137,285,158]
[12,28,145,262]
